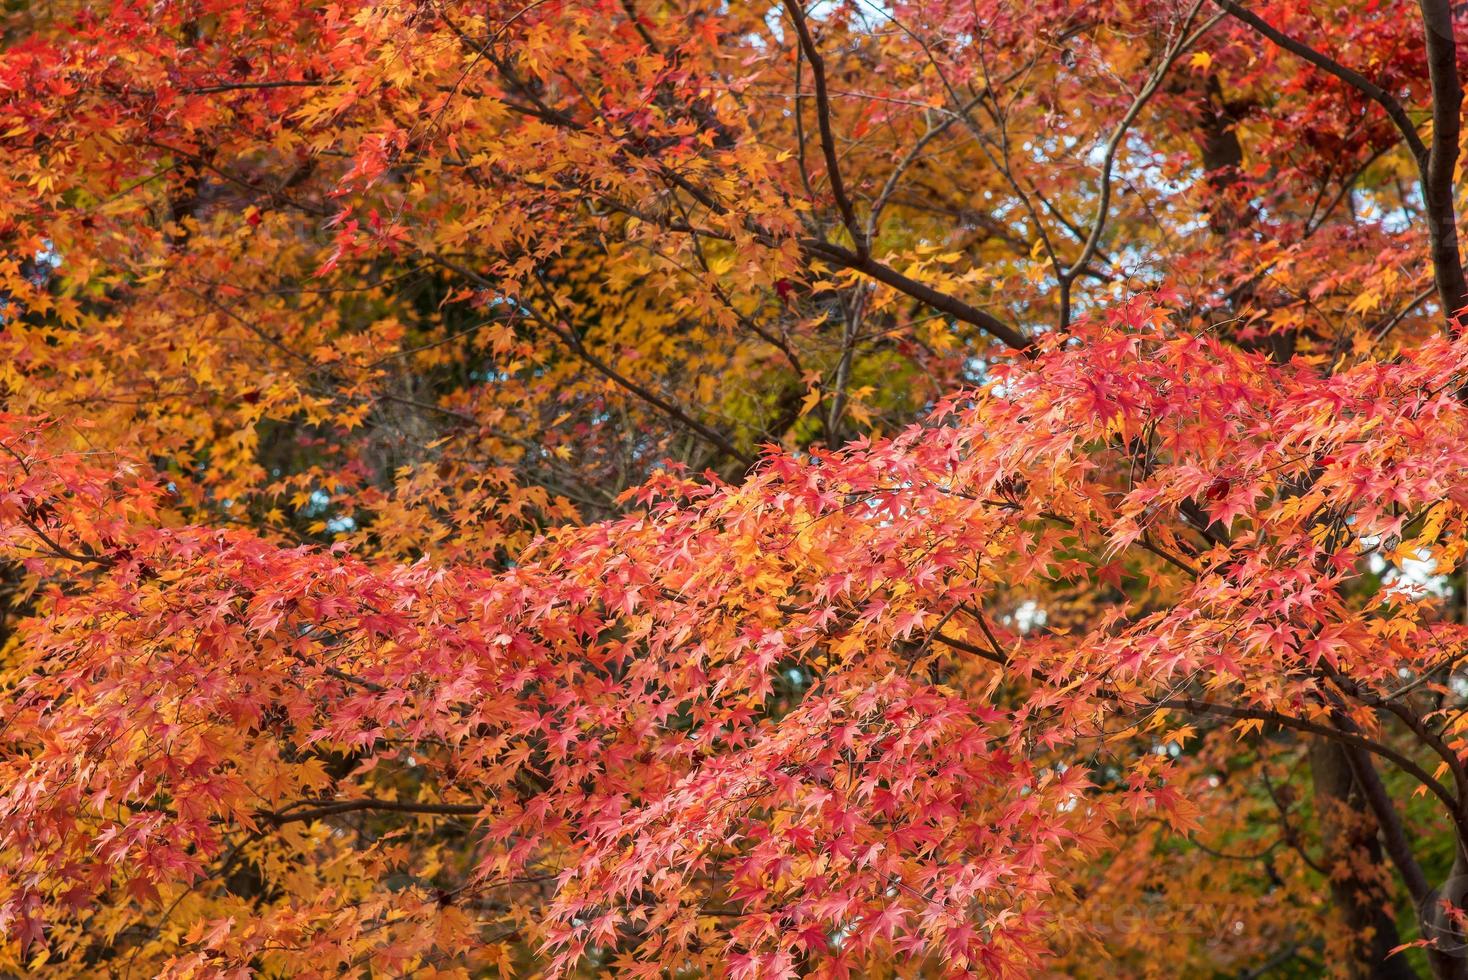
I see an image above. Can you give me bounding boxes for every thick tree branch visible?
[1417,0,1468,319]
[1215,1,1427,161]
[1148,695,1464,830]
[1217,0,1468,321]
[1342,744,1432,905]
[443,6,1036,357]
[782,0,866,257]
[261,798,484,825]
[807,241,1033,353]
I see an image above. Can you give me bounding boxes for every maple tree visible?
[7,0,1468,976]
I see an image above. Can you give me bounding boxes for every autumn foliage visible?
[6,0,1468,976]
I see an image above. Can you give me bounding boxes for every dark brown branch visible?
[807,241,1033,353]
[932,629,1007,666]
[442,12,1035,356]
[261,798,483,825]
[1342,744,1432,904]
[183,80,336,94]
[1217,0,1468,320]
[1215,1,1427,162]
[426,253,753,466]
[1416,0,1467,318]
[781,0,866,257]
[1320,661,1468,798]
[1146,695,1463,826]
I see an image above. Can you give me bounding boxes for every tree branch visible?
[1147,695,1463,827]
[806,241,1033,354]
[261,798,484,825]
[1342,744,1432,905]
[1217,0,1468,320]
[782,0,867,257]
[1215,1,1427,161]
[1416,0,1467,318]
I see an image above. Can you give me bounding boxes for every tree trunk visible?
[1185,73,1420,977]
[1311,738,1420,979]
